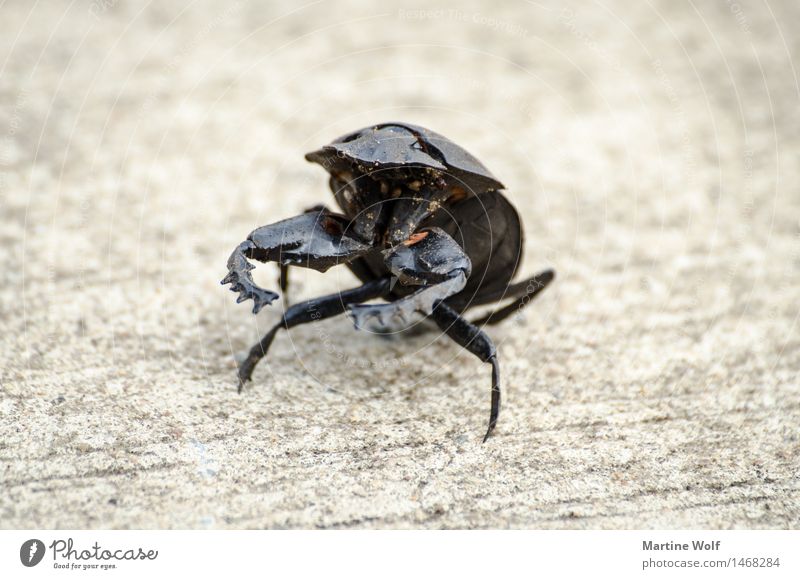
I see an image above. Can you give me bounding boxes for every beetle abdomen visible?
[427,190,524,311]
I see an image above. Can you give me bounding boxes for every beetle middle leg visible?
[237,277,391,389]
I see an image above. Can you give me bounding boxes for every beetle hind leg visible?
[470,269,555,326]
[429,301,501,442]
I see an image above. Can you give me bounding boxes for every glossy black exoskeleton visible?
[222,123,554,441]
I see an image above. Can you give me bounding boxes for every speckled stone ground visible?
[1,0,798,529]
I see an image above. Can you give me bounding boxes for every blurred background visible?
[1,0,798,528]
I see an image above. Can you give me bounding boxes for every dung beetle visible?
[222,123,554,441]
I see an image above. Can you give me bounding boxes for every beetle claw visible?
[347,303,385,330]
[221,244,280,314]
[228,281,278,313]
[346,304,371,330]
[395,306,410,324]
[249,288,278,314]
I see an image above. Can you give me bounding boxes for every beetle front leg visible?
[222,210,373,313]
[429,302,501,442]
[347,227,472,328]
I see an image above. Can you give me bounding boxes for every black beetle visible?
[222,122,554,441]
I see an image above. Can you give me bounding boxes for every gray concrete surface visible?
[1,0,798,529]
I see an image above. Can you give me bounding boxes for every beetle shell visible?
[305,122,504,195]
